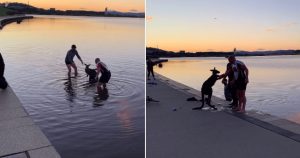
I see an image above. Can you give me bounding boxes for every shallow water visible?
[0,15,144,158]
[154,56,300,124]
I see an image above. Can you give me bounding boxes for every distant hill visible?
[0,2,144,18]
[146,47,300,58]
[0,6,13,16]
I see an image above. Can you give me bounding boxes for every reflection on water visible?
[155,56,300,124]
[93,87,109,107]
[64,78,76,102]
[0,15,144,158]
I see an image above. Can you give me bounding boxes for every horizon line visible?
[1,2,145,13]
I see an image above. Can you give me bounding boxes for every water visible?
[154,56,300,124]
[0,15,144,158]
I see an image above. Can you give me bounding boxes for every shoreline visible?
[154,73,300,136]
[0,15,33,29]
[0,86,61,157]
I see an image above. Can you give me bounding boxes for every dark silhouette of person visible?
[147,57,155,80]
[95,58,111,93]
[222,78,232,101]
[0,53,8,89]
[220,55,249,113]
[65,45,83,77]
[224,61,238,108]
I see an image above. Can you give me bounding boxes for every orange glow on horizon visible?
[147,29,300,52]
[3,0,144,12]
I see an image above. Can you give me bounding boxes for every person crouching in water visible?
[95,58,111,93]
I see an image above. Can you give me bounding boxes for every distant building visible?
[49,8,56,11]
[104,7,108,15]
[179,50,185,53]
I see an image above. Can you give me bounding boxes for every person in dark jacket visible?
[147,57,155,80]
[0,53,8,89]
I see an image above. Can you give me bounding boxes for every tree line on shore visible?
[0,2,144,18]
[146,47,300,58]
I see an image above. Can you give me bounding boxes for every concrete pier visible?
[0,86,61,158]
[0,15,33,29]
[147,74,300,158]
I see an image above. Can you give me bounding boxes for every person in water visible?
[95,58,111,92]
[65,45,83,77]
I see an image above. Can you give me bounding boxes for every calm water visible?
[155,56,300,124]
[0,15,144,158]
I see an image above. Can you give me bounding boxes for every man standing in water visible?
[220,55,249,113]
[95,58,111,93]
[65,45,83,77]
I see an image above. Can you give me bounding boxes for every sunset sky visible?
[147,0,300,52]
[2,0,144,12]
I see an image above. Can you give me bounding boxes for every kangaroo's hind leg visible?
[192,92,205,110]
[207,91,217,110]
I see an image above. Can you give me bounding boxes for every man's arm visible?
[218,69,230,79]
[241,64,249,83]
[75,51,83,64]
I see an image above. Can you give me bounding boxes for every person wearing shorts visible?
[95,58,111,92]
[65,45,83,77]
[220,55,249,113]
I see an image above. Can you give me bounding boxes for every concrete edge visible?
[0,15,34,29]
[152,73,300,142]
[0,86,61,158]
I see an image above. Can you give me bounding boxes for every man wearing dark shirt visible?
[224,62,238,108]
[65,45,83,77]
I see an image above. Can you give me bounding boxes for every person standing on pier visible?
[65,45,83,77]
[147,57,155,80]
[0,53,8,89]
[223,60,238,108]
[220,55,249,113]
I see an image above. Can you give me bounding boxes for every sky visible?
[1,0,144,12]
[147,0,300,52]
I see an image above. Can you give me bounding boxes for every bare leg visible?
[96,82,103,94]
[70,63,78,76]
[237,90,242,111]
[150,69,155,80]
[147,69,150,80]
[243,93,247,111]
[66,64,71,77]
[237,90,245,113]
[240,90,246,112]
